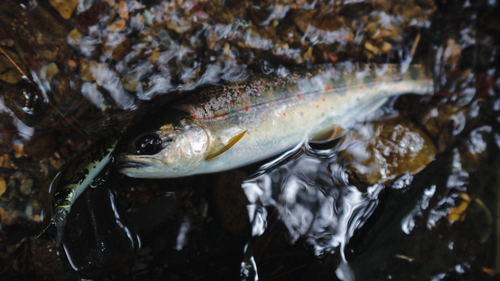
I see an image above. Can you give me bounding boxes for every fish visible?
[116,62,434,178]
[49,138,117,246]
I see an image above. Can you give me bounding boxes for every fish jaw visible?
[116,141,208,178]
[116,154,178,178]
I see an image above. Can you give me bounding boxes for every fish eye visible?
[135,133,162,155]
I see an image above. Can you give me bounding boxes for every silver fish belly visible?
[116,63,433,178]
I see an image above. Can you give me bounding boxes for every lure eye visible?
[135,133,163,155]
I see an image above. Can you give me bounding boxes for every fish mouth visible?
[114,160,151,169]
[114,154,154,170]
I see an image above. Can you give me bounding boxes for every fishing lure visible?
[50,138,117,246]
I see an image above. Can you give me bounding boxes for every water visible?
[0,0,499,280]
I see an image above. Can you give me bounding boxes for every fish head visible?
[116,112,210,178]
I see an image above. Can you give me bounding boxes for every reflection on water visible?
[0,0,499,280]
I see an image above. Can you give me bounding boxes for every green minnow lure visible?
[50,138,117,246]
[116,63,434,178]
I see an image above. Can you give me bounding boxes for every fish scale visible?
[116,63,434,178]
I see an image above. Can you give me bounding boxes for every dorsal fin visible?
[310,125,344,144]
[205,130,248,161]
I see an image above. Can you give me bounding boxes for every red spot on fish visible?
[280,78,284,81]
[374,86,378,90]
[359,86,363,90]
[379,75,384,79]
[263,79,267,82]
[322,98,326,102]
[332,69,336,74]
[283,113,286,117]
[297,94,301,100]
[245,106,249,111]
[326,86,331,91]
[307,74,313,80]
[316,105,319,108]
[395,75,400,79]
[203,115,207,119]
[192,116,196,120]
[230,100,233,104]
[238,92,242,96]
[212,101,215,104]
[215,115,219,118]
[293,77,297,80]
[223,115,226,118]
[275,82,280,86]
[255,88,259,92]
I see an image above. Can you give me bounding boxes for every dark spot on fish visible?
[409,67,420,80]
[300,112,304,116]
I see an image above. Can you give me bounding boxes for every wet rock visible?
[0,50,27,84]
[31,239,63,277]
[118,1,129,19]
[24,133,56,158]
[79,60,99,82]
[40,62,59,82]
[51,72,82,103]
[111,37,131,61]
[0,178,6,197]
[77,1,109,33]
[19,178,33,195]
[49,0,78,20]
[2,81,48,127]
[341,117,437,186]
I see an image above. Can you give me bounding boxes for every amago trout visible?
[115,62,433,178]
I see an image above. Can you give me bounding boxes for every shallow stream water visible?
[0,0,499,280]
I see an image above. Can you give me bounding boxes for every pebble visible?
[20,178,33,195]
[0,178,6,197]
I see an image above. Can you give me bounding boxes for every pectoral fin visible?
[310,125,344,144]
[205,130,248,161]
